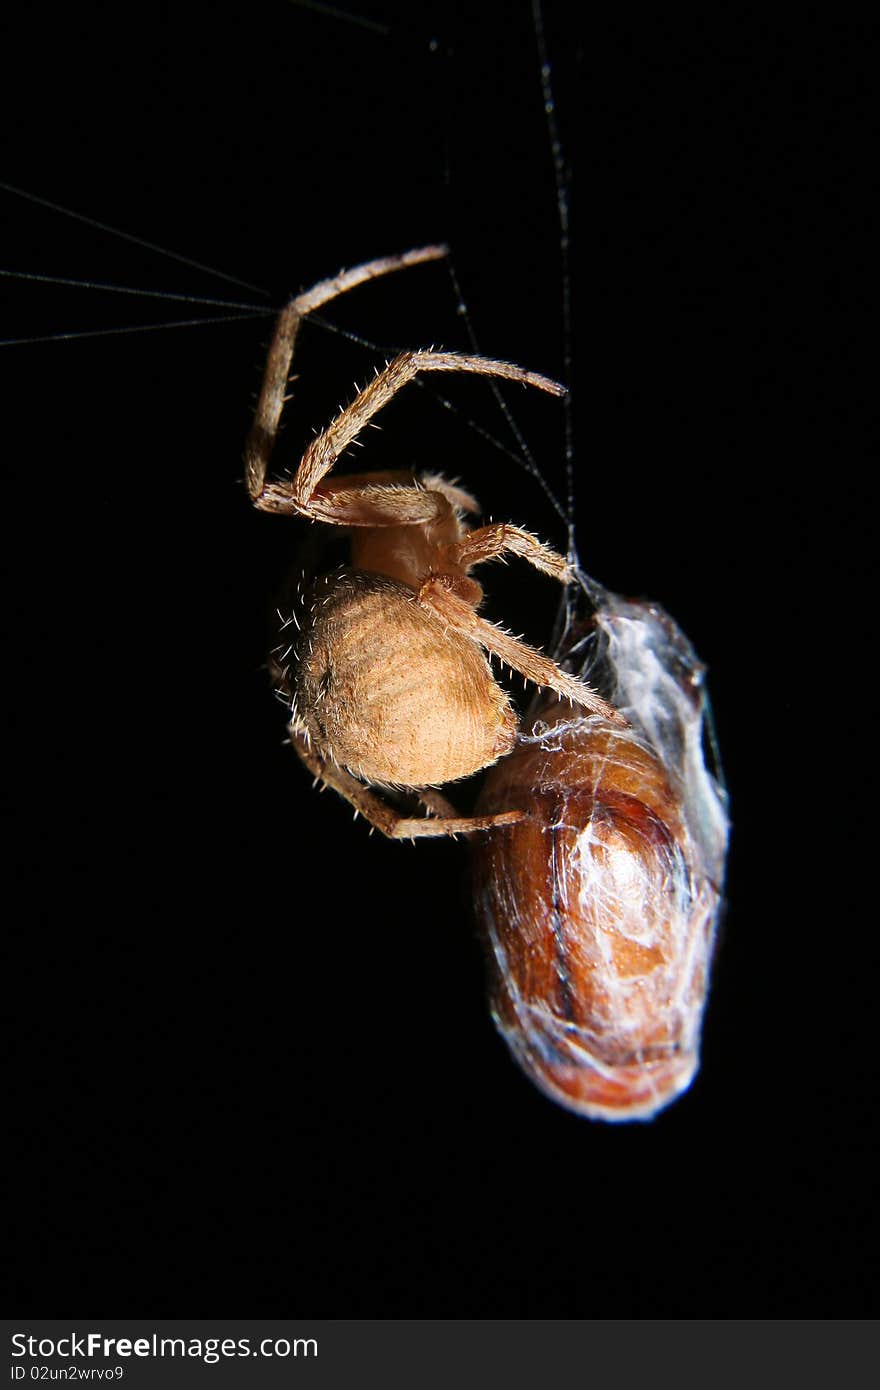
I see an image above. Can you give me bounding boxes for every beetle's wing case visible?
[472,571,730,1121]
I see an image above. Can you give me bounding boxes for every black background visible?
[4,2,873,1314]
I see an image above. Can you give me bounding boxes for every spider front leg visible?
[417,578,627,724]
[454,522,573,582]
[444,526,628,717]
[255,348,566,523]
[245,245,450,506]
[290,734,523,840]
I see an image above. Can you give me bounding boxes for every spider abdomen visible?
[291,569,516,788]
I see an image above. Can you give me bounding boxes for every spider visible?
[244,245,624,838]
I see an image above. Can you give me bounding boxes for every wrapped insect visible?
[471,572,730,1121]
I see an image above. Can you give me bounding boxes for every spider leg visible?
[454,522,572,582]
[254,348,566,522]
[245,245,448,504]
[290,735,524,840]
[416,578,628,725]
[418,475,480,515]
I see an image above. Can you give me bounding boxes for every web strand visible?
[0,181,270,297]
[531,0,578,564]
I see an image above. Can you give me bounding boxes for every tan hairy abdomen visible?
[294,571,515,786]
